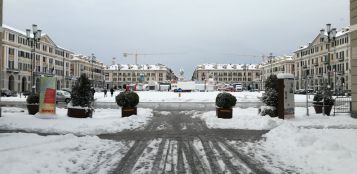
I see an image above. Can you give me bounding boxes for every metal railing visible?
[334,96,351,115]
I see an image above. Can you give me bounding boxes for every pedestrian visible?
[110,88,114,97]
[91,88,95,97]
[104,89,107,97]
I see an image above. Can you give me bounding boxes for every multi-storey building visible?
[294,27,351,91]
[192,64,261,90]
[259,55,295,89]
[1,25,73,92]
[104,63,176,89]
[70,54,105,88]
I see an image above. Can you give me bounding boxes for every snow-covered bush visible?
[313,91,323,104]
[70,74,93,108]
[26,94,39,104]
[261,74,278,117]
[116,91,139,107]
[215,92,237,108]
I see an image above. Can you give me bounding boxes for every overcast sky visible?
[4,0,349,79]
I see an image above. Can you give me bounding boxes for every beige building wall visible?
[351,0,357,118]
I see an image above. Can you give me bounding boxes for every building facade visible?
[259,55,295,89]
[192,64,261,90]
[1,25,73,92]
[104,63,176,89]
[70,54,105,88]
[294,27,351,92]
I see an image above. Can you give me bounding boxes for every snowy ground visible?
[96,91,314,103]
[0,133,132,174]
[1,91,314,103]
[0,107,153,135]
[195,107,357,174]
[196,107,357,130]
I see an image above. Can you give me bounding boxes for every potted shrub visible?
[215,92,237,119]
[323,96,335,116]
[67,74,94,118]
[313,91,323,114]
[26,93,39,115]
[116,91,139,117]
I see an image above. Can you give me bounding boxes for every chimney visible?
[112,57,116,65]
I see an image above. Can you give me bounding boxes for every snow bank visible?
[197,107,357,130]
[0,133,130,174]
[96,91,263,103]
[196,107,284,130]
[260,124,357,174]
[1,91,314,103]
[0,107,153,135]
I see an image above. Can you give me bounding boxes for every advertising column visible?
[39,77,56,115]
[277,73,295,119]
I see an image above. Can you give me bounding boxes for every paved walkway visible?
[98,109,272,174]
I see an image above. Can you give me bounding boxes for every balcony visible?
[6,68,20,73]
[314,62,319,66]
[337,71,345,76]
[316,73,323,77]
[337,56,344,62]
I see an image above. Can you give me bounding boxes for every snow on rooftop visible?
[195,64,259,70]
[2,24,47,38]
[106,64,169,71]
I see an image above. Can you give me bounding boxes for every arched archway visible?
[8,75,15,91]
[21,77,27,92]
[57,80,61,90]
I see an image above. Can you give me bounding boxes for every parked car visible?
[56,90,71,103]
[11,91,18,97]
[1,89,12,97]
[61,88,72,94]
[22,91,31,96]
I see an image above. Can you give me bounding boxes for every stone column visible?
[351,0,357,118]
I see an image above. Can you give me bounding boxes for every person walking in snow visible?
[104,89,107,97]
[110,88,114,97]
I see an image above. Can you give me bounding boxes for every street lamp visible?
[320,24,337,89]
[26,24,42,94]
[91,53,96,87]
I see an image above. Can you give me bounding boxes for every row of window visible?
[8,32,70,58]
[297,36,349,58]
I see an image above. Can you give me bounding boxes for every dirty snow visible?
[0,107,153,135]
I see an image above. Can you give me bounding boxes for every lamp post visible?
[320,24,337,91]
[26,24,42,94]
[305,70,310,116]
[91,53,96,87]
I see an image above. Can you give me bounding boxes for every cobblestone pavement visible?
[98,108,275,174]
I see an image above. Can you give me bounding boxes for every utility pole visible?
[0,0,3,117]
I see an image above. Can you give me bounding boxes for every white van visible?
[232,83,243,91]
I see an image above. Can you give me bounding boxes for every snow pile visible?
[1,91,314,103]
[197,107,284,130]
[260,124,357,174]
[0,107,153,135]
[0,133,131,174]
[197,107,357,130]
[96,91,264,103]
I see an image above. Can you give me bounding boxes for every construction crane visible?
[123,52,178,65]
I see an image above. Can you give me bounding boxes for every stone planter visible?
[216,108,232,119]
[27,104,39,115]
[67,107,93,118]
[324,105,333,116]
[313,102,323,114]
[122,107,137,117]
